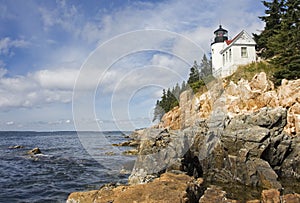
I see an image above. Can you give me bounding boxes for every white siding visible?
[211,42,225,75]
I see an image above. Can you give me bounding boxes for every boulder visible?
[249,72,274,92]
[27,147,42,155]
[260,133,291,167]
[261,189,280,203]
[122,149,138,155]
[112,140,139,147]
[285,102,300,135]
[104,151,116,156]
[246,200,261,203]
[282,193,300,203]
[128,127,198,185]
[199,185,229,203]
[278,79,300,108]
[246,158,282,189]
[280,136,300,179]
[8,145,24,149]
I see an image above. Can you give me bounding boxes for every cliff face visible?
[67,72,300,203]
[159,72,300,135]
[67,105,300,202]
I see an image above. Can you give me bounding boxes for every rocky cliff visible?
[67,106,300,202]
[67,72,300,203]
[160,72,300,135]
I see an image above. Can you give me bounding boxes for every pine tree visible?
[181,81,187,92]
[187,61,200,84]
[254,0,284,58]
[166,88,172,111]
[153,100,164,122]
[199,54,212,77]
[160,89,167,110]
[174,83,181,100]
[254,0,300,84]
[271,0,300,83]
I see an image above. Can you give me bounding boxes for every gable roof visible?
[220,30,256,54]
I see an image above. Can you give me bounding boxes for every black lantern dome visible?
[212,25,228,44]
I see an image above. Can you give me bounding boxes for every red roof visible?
[225,32,240,45]
[225,40,233,45]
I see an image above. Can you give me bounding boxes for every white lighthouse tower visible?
[211,25,228,76]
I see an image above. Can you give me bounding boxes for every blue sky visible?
[0,0,265,131]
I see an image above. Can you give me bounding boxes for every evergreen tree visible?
[254,0,300,84]
[160,89,167,110]
[199,54,212,77]
[166,88,172,111]
[253,0,284,58]
[153,100,164,122]
[173,83,181,100]
[270,0,300,83]
[187,61,200,84]
[181,81,187,92]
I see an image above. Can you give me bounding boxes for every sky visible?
[0,0,266,131]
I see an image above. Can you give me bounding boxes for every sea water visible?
[0,131,135,203]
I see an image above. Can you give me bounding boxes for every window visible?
[229,49,232,62]
[241,47,248,58]
[226,51,228,62]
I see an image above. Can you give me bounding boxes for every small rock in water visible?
[105,151,116,156]
[27,147,42,155]
[9,145,24,149]
[122,149,138,155]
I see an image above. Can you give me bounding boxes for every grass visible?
[224,61,277,84]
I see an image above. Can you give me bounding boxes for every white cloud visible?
[6,121,14,125]
[33,68,79,90]
[0,37,29,56]
[39,2,80,34]
[81,22,103,44]
[0,68,75,108]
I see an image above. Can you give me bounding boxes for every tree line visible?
[254,0,299,84]
[153,54,212,122]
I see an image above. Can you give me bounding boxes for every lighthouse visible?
[211,25,228,75]
[211,25,257,78]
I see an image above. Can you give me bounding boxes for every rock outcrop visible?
[128,107,300,199]
[67,173,204,203]
[160,72,300,135]
[198,185,237,203]
[27,147,42,155]
[67,176,300,203]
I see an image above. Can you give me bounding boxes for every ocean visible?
[0,131,135,203]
